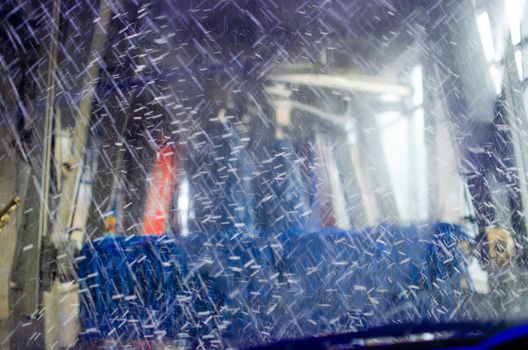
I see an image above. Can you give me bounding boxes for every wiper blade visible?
[248,320,519,350]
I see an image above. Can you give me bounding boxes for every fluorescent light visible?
[476,11,495,62]
[504,0,526,45]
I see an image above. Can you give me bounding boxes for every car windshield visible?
[2,0,528,348]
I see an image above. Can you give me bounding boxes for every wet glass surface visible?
[2,0,528,348]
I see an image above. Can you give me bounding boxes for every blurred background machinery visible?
[2,0,528,348]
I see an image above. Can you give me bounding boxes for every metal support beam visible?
[51,0,112,278]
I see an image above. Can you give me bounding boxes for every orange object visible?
[105,215,116,233]
[142,144,178,235]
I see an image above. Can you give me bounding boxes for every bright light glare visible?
[411,65,423,105]
[504,0,526,45]
[178,177,190,236]
[381,118,409,220]
[379,93,401,103]
[476,11,495,62]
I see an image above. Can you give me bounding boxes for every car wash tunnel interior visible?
[2,0,528,349]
